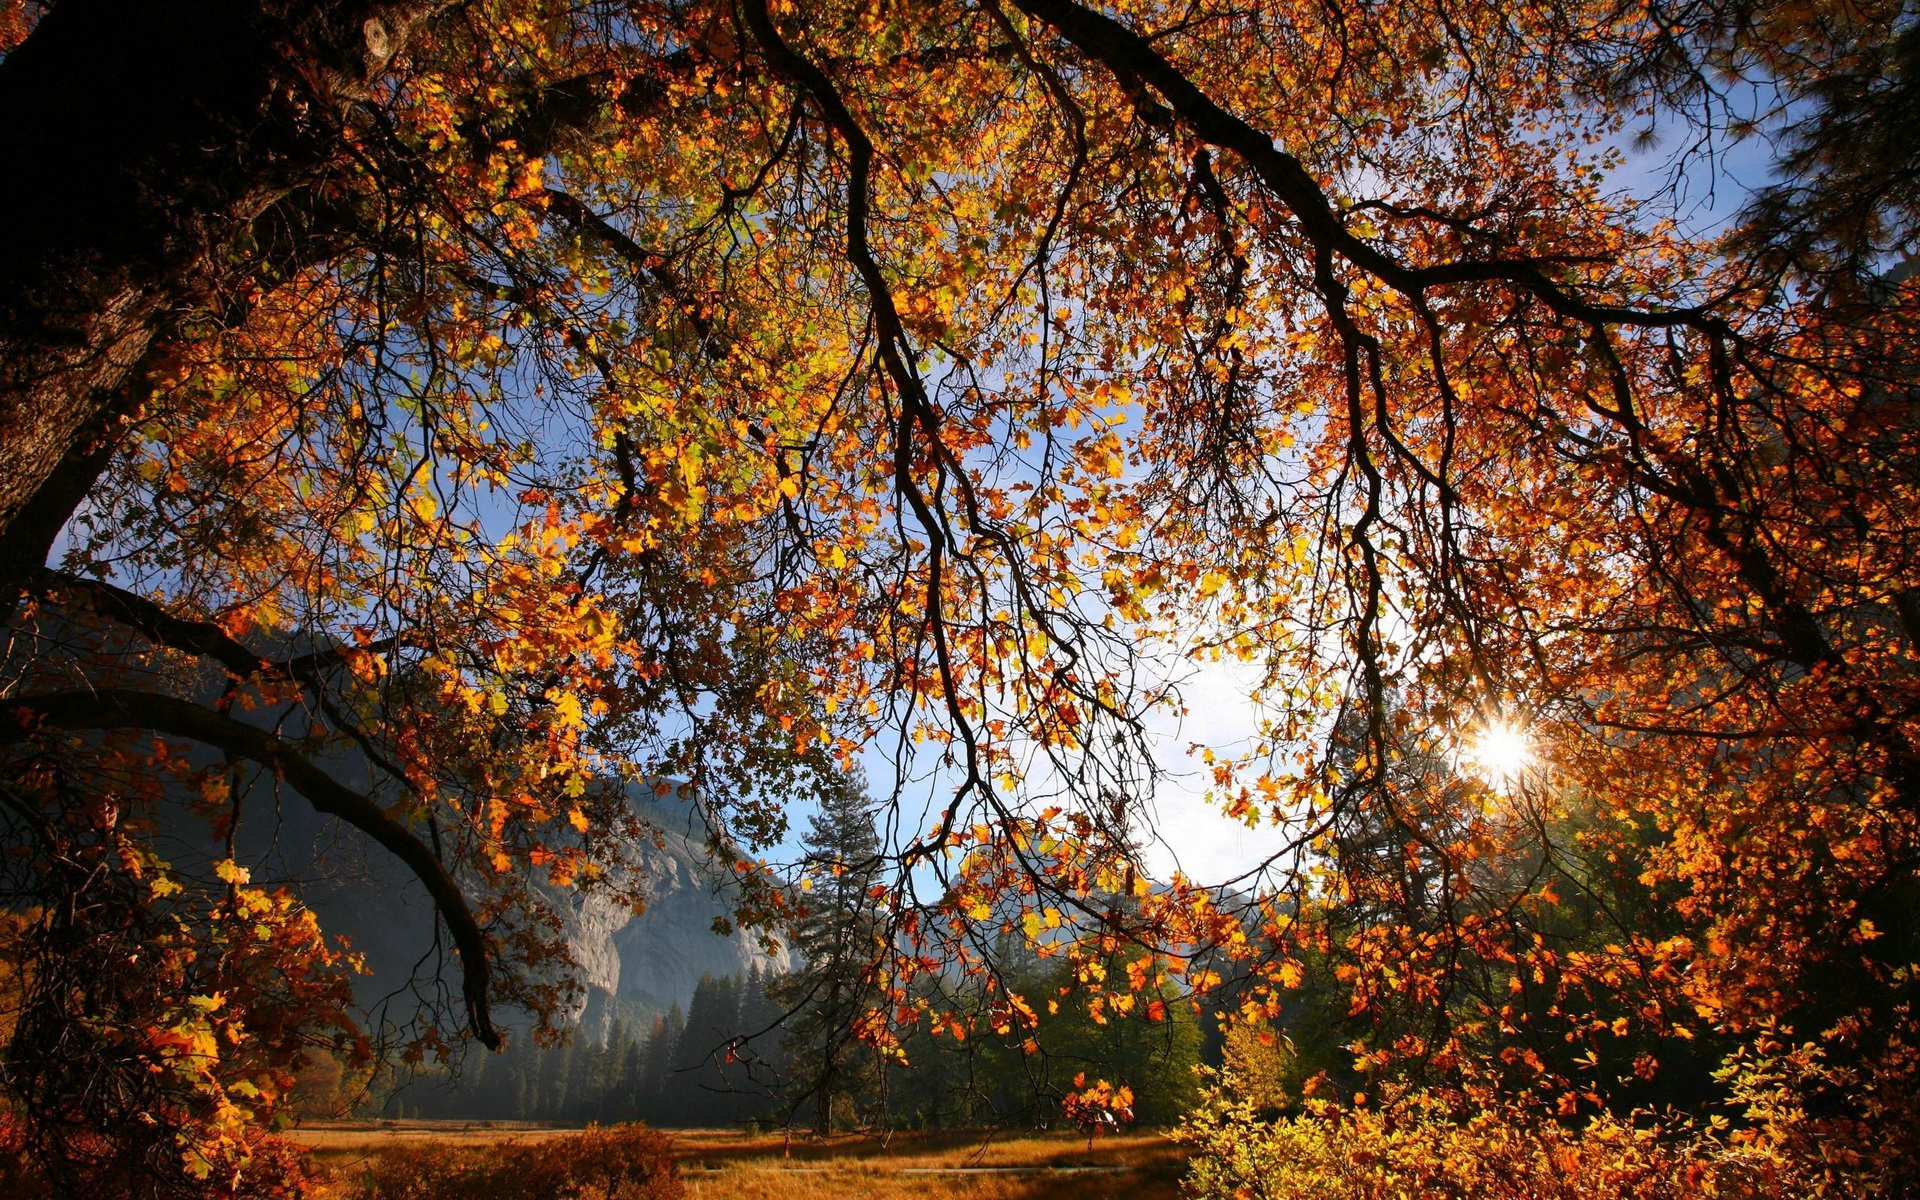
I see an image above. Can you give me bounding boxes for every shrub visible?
[1176,1072,1916,1200]
[0,1104,322,1199]
[1180,1092,1788,1200]
[349,1123,683,1200]
[1180,1015,1920,1199]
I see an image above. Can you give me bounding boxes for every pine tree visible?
[591,1016,628,1122]
[538,1038,574,1121]
[735,964,789,1107]
[774,768,887,1134]
[610,1026,646,1121]
[564,1034,597,1122]
[636,1005,684,1124]
[676,973,744,1125]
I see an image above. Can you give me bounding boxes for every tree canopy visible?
[1,0,1916,1190]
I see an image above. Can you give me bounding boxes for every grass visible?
[289,1122,1189,1200]
[675,1128,1186,1200]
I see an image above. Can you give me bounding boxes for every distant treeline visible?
[395,967,788,1127]
[383,778,1212,1131]
[382,949,1209,1130]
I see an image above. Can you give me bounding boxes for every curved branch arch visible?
[1,687,501,1049]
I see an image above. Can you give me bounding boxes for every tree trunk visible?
[0,0,441,588]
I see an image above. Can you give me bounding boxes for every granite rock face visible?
[550,791,791,1047]
[82,644,782,1049]
[236,775,786,1047]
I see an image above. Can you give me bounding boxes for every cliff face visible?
[548,790,792,1046]
[235,773,786,1048]
[44,640,781,1050]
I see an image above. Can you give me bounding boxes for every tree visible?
[634,1005,684,1125]
[774,769,887,1133]
[673,972,742,1126]
[608,1023,646,1120]
[1038,948,1204,1126]
[2,0,1918,1187]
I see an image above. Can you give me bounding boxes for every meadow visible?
[291,1122,1189,1200]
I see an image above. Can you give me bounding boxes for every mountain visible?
[232,770,787,1049]
[546,788,792,1047]
[18,626,791,1052]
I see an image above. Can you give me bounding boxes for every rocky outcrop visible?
[549,788,791,1046]
[234,773,786,1048]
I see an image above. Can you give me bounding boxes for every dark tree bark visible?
[0,0,444,589]
[0,0,512,1042]
[1,688,503,1046]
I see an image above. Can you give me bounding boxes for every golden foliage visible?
[2,0,1917,1186]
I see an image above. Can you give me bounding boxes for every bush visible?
[0,1105,321,1199]
[1180,1093,1786,1200]
[1180,1017,1920,1199]
[349,1123,683,1200]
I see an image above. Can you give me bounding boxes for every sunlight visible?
[1464,720,1534,790]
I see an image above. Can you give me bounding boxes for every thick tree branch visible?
[0,0,448,590]
[0,688,502,1048]
[31,569,275,680]
[1007,0,1734,334]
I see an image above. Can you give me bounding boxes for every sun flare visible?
[1465,721,1533,789]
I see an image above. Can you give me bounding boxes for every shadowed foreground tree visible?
[1,0,1918,1191]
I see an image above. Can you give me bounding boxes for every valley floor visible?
[290,1122,1189,1200]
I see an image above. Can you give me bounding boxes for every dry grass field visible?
[289,1122,1188,1200]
